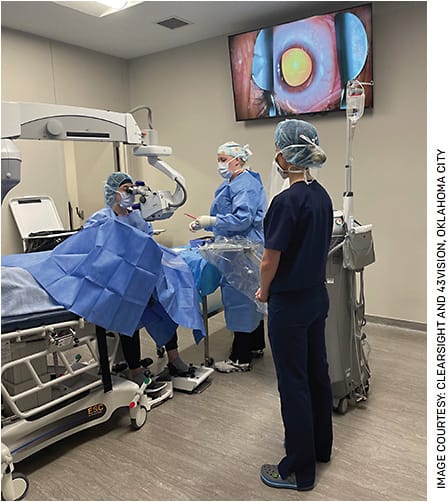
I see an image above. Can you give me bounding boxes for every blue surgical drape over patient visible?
[3,218,161,336]
[2,216,206,345]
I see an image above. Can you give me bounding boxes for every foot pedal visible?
[168,362,196,378]
[145,380,168,395]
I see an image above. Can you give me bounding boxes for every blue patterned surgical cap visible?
[104,172,133,207]
[274,119,326,168]
[217,142,253,163]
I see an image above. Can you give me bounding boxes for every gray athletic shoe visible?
[260,464,314,491]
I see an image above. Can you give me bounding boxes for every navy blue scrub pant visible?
[267,285,333,488]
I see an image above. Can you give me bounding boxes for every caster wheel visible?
[1,472,30,501]
[336,398,349,415]
[364,381,370,395]
[130,406,147,430]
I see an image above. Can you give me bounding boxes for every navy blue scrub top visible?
[264,180,333,294]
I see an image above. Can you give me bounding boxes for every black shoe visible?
[140,357,153,368]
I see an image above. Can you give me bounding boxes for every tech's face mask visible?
[273,155,289,179]
[217,160,233,179]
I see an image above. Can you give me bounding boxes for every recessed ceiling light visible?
[55,1,144,18]
[97,0,128,8]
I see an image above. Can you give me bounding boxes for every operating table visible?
[1,100,187,500]
[1,266,174,501]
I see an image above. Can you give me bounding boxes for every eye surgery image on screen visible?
[228,4,373,121]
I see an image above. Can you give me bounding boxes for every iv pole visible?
[343,79,373,230]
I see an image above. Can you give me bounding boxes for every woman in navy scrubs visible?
[256,119,334,491]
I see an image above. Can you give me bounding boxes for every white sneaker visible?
[214,359,251,373]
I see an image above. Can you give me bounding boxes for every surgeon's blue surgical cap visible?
[274,119,327,168]
[104,172,133,207]
[217,142,253,163]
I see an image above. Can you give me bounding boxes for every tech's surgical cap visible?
[104,172,133,207]
[274,119,326,168]
[217,142,253,163]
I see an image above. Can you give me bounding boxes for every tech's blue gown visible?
[208,170,267,332]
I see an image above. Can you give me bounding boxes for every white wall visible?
[128,2,427,324]
[1,28,130,254]
[1,1,427,324]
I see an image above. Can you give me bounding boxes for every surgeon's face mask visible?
[118,190,135,208]
[217,158,234,179]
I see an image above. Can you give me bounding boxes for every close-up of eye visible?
[229,5,371,120]
[272,15,341,115]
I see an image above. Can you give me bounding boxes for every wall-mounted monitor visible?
[228,3,373,121]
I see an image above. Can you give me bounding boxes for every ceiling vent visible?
[156,17,192,30]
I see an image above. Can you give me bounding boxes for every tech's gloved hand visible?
[189,220,201,232]
[189,215,217,232]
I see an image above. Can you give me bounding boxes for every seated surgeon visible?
[84,172,192,382]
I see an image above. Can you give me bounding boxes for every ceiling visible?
[1,1,359,59]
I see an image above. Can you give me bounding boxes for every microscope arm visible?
[132,145,187,221]
[1,101,142,143]
[1,102,187,218]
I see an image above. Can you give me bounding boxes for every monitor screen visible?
[228,3,373,121]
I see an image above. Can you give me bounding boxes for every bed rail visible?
[1,319,120,420]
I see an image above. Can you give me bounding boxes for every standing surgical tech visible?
[85,172,193,384]
[189,142,267,372]
[256,120,333,491]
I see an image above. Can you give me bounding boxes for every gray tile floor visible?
[8,315,426,500]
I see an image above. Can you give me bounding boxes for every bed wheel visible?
[130,406,147,430]
[335,397,349,415]
[1,472,30,501]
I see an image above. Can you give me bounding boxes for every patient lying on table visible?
[2,172,206,382]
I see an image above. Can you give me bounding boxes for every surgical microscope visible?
[0,101,213,500]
